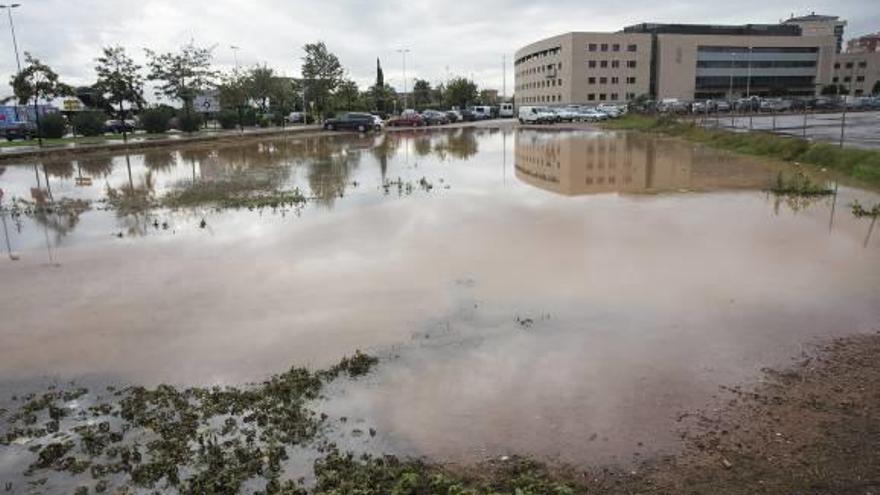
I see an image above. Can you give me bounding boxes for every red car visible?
[387,112,424,127]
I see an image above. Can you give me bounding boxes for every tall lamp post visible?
[397,48,410,110]
[2,4,23,123]
[1,3,22,73]
[230,45,240,71]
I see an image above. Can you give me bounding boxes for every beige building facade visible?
[833,52,880,96]
[515,17,845,106]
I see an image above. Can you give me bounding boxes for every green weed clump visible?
[604,115,880,188]
[770,171,834,196]
[850,200,880,218]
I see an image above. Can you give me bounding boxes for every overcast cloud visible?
[1,0,878,101]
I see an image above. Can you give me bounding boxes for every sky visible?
[0,0,878,102]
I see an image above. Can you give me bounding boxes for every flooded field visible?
[2,127,880,486]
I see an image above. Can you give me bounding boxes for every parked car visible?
[387,111,424,127]
[658,99,689,114]
[714,100,731,112]
[445,110,461,123]
[421,109,450,126]
[760,98,792,112]
[596,103,623,117]
[499,103,515,118]
[518,106,556,124]
[576,108,608,122]
[371,114,385,130]
[458,109,479,122]
[104,119,136,134]
[323,112,378,132]
[553,107,580,122]
[286,111,305,124]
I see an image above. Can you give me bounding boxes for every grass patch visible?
[769,171,834,196]
[163,179,307,210]
[603,115,880,187]
[0,133,174,149]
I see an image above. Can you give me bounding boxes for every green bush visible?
[72,111,106,137]
[258,116,271,128]
[140,108,171,134]
[38,113,67,139]
[178,112,203,133]
[217,110,239,130]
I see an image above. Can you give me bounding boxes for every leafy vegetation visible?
[72,111,107,137]
[37,113,67,139]
[770,171,833,196]
[851,200,880,218]
[140,107,172,133]
[604,115,880,187]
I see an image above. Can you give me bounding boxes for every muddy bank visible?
[2,334,878,494]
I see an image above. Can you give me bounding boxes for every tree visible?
[217,69,250,129]
[247,64,276,113]
[9,53,73,145]
[335,79,360,111]
[145,42,218,116]
[411,79,432,110]
[444,77,478,109]
[872,80,880,96]
[95,46,145,142]
[369,83,397,115]
[268,77,300,121]
[301,42,344,118]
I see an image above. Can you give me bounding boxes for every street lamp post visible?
[230,45,240,71]
[397,48,410,110]
[2,4,23,123]
[0,3,22,73]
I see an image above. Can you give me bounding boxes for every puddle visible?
[2,127,879,474]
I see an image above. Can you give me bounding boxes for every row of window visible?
[588,60,638,69]
[834,61,869,69]
[516,78,564,91]
[588,43,638,53]
[832,75,867,83]
[587,76,637,85]
[697,46,819,53]
[586,93,637,101]
[696,60,817,68]
[515,46,561,66]
[517,62,562,78]
[520,95,564,103]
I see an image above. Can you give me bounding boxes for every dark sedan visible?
[323,113,378,132]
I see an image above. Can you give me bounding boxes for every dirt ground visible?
[526,332,880,494]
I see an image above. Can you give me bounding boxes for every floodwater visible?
[1,127,879,468]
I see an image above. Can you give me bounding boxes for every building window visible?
[627,60,637,68]
[599,77,607,84]
[626,92,636,99]
[834,62,840,69]
[588,60,596,68]
[845,62,854,69]
[600,60,608,68]
[611,93,618,100]
[588,43,597,52]
[558,63,563,69]
[599,93,607,100]
[844,76,851,82]
[588,77,596,84]
[611,60,620,68]
[611,77,619,84]
[558,79,562,86]
[628,44,637,52]
[856,75,865,82]
[858,61,867,68]
[601,43,608,51]
[612,44,620,52]
[626,76,636,84]
[588,94,596,101]
[832,76,839,83]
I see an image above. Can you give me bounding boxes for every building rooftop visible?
[784,13,840,22]
[621,23,801,37]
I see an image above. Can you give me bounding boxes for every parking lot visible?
[697,110,880,150]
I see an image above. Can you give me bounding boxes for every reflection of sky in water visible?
[1,128,880,466]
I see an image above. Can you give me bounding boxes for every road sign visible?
[194,94,220,113]
[63,99,84,112]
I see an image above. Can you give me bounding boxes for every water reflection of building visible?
[514,131,778,195]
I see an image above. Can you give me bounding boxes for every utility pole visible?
[502,54,507,100]
[2,4,23,123]
[230,45,240,71]
[397,48,410,110]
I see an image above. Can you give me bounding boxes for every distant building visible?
[514,18,837,105]
[833,52,880,96]
[847,32,880,53]
[782,13,847,53]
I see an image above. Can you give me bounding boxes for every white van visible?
[499,102,514,118]
[518,106,555,124]
[470,106,493,120]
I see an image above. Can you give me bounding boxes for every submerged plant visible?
[851,200,880,218]
[770,171,834,197]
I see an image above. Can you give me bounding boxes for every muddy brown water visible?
[1,128,879,470]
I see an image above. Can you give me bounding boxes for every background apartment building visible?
[514,14,846,106]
